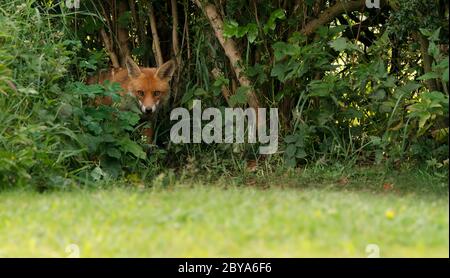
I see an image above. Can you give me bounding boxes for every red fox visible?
[87,57,176,141]
[88,57,176,113]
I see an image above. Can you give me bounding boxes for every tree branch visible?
[171,0,181,67]
[100,28,120,69]
[117,0,131,67]
[300,0,367,36]
[192,0,260,111]
[149,2,164,67]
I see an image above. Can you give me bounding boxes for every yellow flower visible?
[314,210,322,218]
[385,209,395,220]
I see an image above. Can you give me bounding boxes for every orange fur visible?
[87,58,176,142]
[87,59,175,113]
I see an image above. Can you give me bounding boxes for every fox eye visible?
[153,91,161,97]
[137,90,145,97]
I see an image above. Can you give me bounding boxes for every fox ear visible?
[156,60,176,81]
[125,57,141,78]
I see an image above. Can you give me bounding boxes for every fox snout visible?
[138,99,160,114]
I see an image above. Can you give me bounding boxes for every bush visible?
[0,0,448,190]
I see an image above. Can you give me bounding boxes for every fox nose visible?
[145,107,153,113]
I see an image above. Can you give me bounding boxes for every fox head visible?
[125,57,176,114]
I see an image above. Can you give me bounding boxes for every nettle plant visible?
[65,81,147,179]
[276,28,446,166]
[409,28,449,136]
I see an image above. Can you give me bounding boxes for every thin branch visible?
[100,28,121,68]
[117,0,131,66]
[192,1,259,109]
[149,2,164,67]
[212,68,231,106]
[171,0,181,67]
[300,0,367,36]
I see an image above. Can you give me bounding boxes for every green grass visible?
[0,172,448,257]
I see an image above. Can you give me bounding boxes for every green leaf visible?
[264,9,286,33]
[194,88,208,96]
[329,37,348,52]
[236,26,248,38]
[288,32,307,44]
[417,72,440,80]
[212,76,229,96]
[417,111,431,129]
[370,89,386,100]
[383,76,396,88]
[181,88,194,104]
[247,23,258,43]
[18,87,39,95]
[106,147,121,159]
[272,42,301,60]
[308,81,333,97]
[430,27,441,42]
[246,63,267,84]
[370,136,382,146]
[397,81,421,93]
[270,9,286,20]
[342,108,363,119]
[271,62,289,81]
[419,28,433,37]
[90,166,105,181]
[327,25,347,36]
[229,86,249,106]
[380,101,394,113]
[285,144,297,155]
[119,111,140,126]
[295,138,305,148]
[119,138,146,159]
[426,91,447,103]
[295,148,307,159]
[428,42,439,58]
[443,68,449,82]
[284,157,297,168]
[284,135,297,144]
[223,20,239,38]
[329,37,363,53]
[100,157,122,179]
[213,76,229,87]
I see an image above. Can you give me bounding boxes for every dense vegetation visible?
[0,0,448,189]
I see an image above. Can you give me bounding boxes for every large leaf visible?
[229,86,249,106]
[272,42,301,60]
[264,9,286,33]
[329,37,363,53]
[329,37,348,52]
[417,72,440,81]
[119,138,146,159]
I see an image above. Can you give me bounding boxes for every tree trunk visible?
[117,0,131,67]
[171,0,181,67]
[193,0,261,123]
[415,32,439,91]
[100,28,121,69]
[149,3,164,67]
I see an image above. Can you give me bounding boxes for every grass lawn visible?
[0,170,448,258]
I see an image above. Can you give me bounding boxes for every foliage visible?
[0,0,448,189]
[0,1,157,189]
